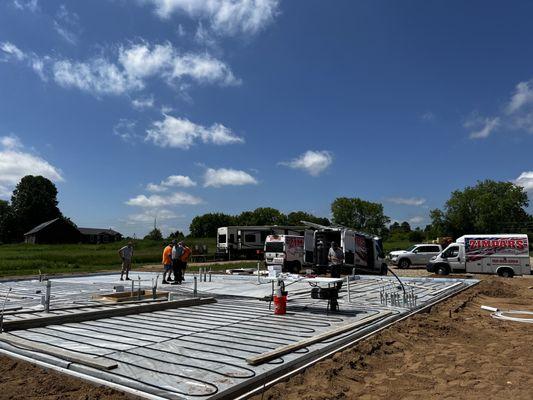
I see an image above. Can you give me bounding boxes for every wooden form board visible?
[246,310,392,366]
[0,333,117,370]
[1,297,216,331]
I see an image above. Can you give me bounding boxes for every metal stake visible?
[193,276,198,297]
[44,280,51,313]
[346,276,351,303]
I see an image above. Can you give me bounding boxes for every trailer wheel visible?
[498,268,514,278]
[398,258,411,269]
[435,265,449,275]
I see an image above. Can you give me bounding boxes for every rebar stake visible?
[44,280,51,313]
[193,276,198,297]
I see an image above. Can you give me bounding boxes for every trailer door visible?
[343,230,355,266]
[304,230,315,264]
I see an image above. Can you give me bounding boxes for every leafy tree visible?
[167,230,185,240]
[331,197,390,235]
[189,213,235,238]
[430,180,531,237]
[408,229,425,242]
[144,228,163,241]
[0,200,16,243]
[287,211,330,226]
[10,176,62,241]
[400,221,411,233]
[236,207,287,226]
[389,221,401,233]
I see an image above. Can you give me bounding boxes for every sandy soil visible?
[252,275,533,400]
[0,274,531,399]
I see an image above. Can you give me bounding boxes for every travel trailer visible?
[427,234,530,277]
[216,226,305,259]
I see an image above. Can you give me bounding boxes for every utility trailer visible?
[427,234,531,277]
[302,221,388,275]
[216,225,306,260]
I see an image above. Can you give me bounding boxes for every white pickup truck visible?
[389,243,443,269]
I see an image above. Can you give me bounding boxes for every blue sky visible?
[1,0,532,237]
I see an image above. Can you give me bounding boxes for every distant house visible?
[78,227,122,244]
[24,218,81,244]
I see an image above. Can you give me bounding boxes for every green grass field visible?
[0,238,216,277]
[0,238,450,278]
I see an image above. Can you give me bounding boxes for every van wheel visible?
[435,265,449,275]
[498,268,514,278]
[398,259,411,269]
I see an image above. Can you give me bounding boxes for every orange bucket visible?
[273,295,287,315]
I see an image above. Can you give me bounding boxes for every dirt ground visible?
[253,275,533,400]
[0,273,532,400]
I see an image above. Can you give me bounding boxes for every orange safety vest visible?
[162,245,172,265]
[180,246,191,262]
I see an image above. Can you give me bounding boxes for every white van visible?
[427,234,530,277]
[303,223,388,275]
[264,235,304,273]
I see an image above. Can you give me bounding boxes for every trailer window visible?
[218,234,227,243]
[244,234,256,243]
[265,242,284,253]
[229,234,235,243]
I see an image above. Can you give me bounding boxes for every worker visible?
[162,241,173,284]
[328,241,344,279]
[179,241,192,282]
[118,241,134,281]
[171,240,183,284]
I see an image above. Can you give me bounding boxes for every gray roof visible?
[24,218,61,236]
[78,227,122,236]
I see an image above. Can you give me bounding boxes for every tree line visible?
[0,175,531,243]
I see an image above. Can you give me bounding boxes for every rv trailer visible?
[216,225,306,260]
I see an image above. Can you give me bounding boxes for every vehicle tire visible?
[435,265,449,275]
[498,268,514,278]
[380,264,388,275]
[398,258,411,269]
[290,261,301,274]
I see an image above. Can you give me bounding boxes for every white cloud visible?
[420,111,435,122]
[126,192,202,207]
[131,95,155,110]
[0,135,63,198]
[54,5,81,45]
[386,197,426,206]
[127,209,180,224]
[464,114,500,139]
[2,41,238,97]
[280,150,333,176]
[203,167,258,187]
[146,174,197,192]
[514,171,533,192]
[407,216,425,225]
[506,80,533,114]
[12,0,39,12]
[145,114,244,149]
[143,0,280,36]
[0,42,25,61]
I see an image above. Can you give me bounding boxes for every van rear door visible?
[343,230,355,266]
[304,230,315,264]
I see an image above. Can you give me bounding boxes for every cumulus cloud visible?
[506,80,533,114]
[408,216,425,225]
[127,209,180,224]
[0,135,63,198]
[280,150,333,176]
[142,0,280,36]
[145,114,244,149]
[126,192,202,207]
[146,174,197,192]
[0,41,238,97]
[514,171,533,192]
[113,119,138,143]
[203,167,258,187]
[386,197,426,206]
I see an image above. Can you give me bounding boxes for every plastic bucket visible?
[273,295,287,315]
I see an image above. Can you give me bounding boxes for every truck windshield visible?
[265,242,284,253]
